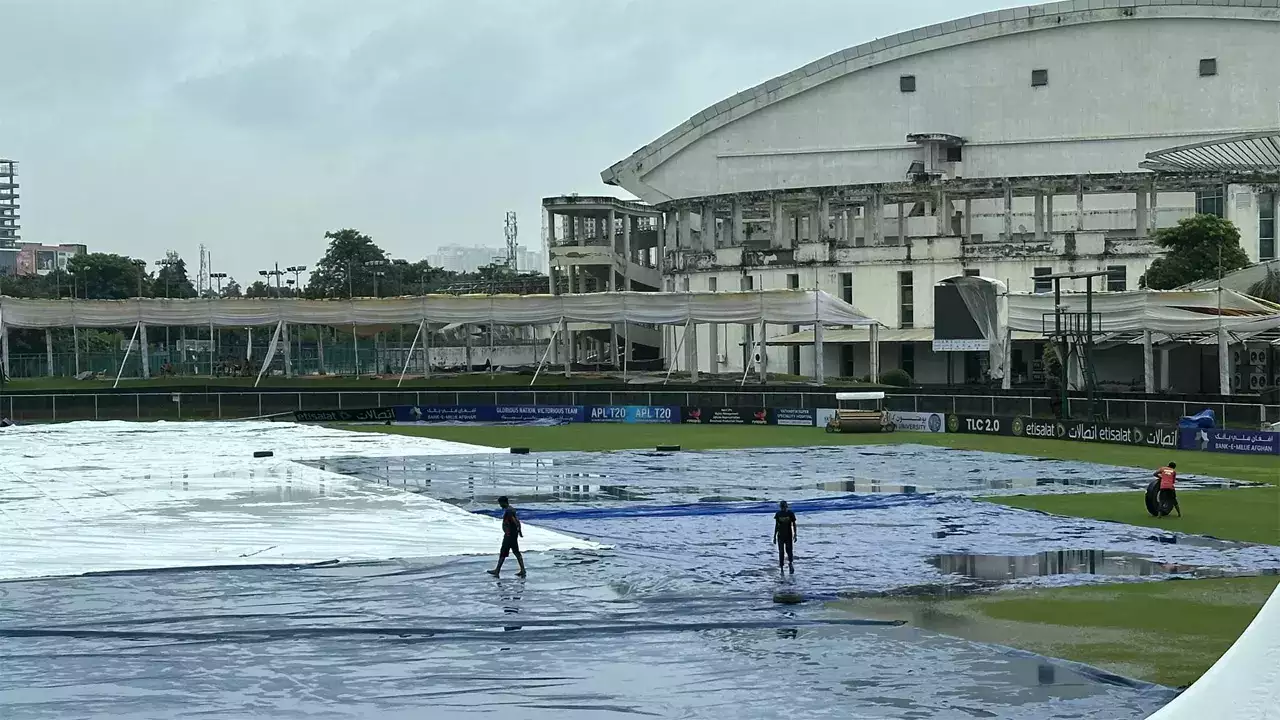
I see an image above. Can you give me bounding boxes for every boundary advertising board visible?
[1177,428,1280,455]
[888,411,946,433]
[585,406,680,424]
[682,407,769,425]
[295,407,396,423]
[945,414,1177,449]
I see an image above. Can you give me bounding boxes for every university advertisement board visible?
[888,411,946,433]
[1177,428,1280,455]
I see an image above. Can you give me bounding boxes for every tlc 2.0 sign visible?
[946,414,1012,436]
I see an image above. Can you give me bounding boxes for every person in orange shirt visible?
[1154,462,1181,517]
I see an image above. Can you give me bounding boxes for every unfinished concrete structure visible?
[592,0,1280,390]
[543,195,665,368]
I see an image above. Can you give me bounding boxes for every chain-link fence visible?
[2,390,1276,427]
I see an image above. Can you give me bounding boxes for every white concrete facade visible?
[592,1,1280,389]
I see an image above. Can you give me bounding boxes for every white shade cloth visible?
[0,290,879,329]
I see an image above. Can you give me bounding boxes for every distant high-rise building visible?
[0,159,18,276]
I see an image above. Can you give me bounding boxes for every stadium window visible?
[786,273,800,290]
[840,344,855,377]
[1031,69,1049,87]
[900,75,916,93]
[1033,267,1053,294]
[945,146,963,163]
[901,343,916,379]
[708,277,717,292]
[838,272,853,304]
[963,268,980,277]
[1106,265,1127,292]
[898,271,914,329]
[1195,188,1225,218]
[1199,58,1217,77]
[1260,192,1276,261]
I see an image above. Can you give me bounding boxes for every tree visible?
[220,280,243,298]
[1140,215,1252,290]
[1247,267,1280,304]
[67,253,150,299]
[153,253,198,298]
[305,229,388,298]
[244,280,273,298]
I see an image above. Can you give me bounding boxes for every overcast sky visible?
[3,0,1010,288]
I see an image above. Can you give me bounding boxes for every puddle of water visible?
[931,550,1215,582]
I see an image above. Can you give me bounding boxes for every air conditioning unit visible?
[1232,349,1243,365]
[1274,373,1280,388]
[1249,349,1267,366]
[1248,374,1263,390]
[1233,372,1241,390]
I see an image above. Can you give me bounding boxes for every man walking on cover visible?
[488,496,527,578]
[1154,462,1182,517]
[773,500,797,574]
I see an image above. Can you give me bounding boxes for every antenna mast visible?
[504,211,518,271]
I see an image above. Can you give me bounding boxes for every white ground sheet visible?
[0,421,598,581]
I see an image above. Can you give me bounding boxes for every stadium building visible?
[547,0,1280,389]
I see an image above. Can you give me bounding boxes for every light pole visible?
[286,265,307,296]
[259,263,284,297]
[210,272,227,295]
[131,259,146,298]
[155,256,178,362]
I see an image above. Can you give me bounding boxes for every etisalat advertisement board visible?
[946,414,1177,449]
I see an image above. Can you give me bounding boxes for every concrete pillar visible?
[45,328,54,377]
[709,318,719,375]
[870,192,884,246]
[139,323,151,379]
[937,191,950,237]
[623,214,632,266]
[1159,345,1172,391]
[1003,182,1014,241]
[963,198,973,240]
[869,324,880,381]
[840,209,850,243]
[1136,191,1149,239]
[561,319,572,376]
[701,204,715,251]
[1034,191,1046,241]
[1076,177,1085,231]
[814,323,825,385]
[546,209,556,245]
[608,268,616,292]
[818,195,831,240]
[317,329,326,374]
[607,209,616,254]
[1046,193,1054,236]
[771,196,788,249]
[1218,326,1230,395]
[1001,329,1012,390]
[864,203,875,246]
[1149,185,1159,235]
[679,207,693,251]
[731,198,745,246]
[1143,330,1155,394]
[897,202,906,246]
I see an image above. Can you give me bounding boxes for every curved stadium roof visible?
[602,0,1280,191]
[1141,132,1280,173]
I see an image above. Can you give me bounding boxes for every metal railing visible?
[1,390,1276,427]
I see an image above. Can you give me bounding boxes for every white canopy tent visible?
[0,290,879,385]
[1003,288,1280,395]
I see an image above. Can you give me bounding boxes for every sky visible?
[2,0,1011,289]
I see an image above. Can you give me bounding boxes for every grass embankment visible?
[351,423,1279,545]
[350,422,1279,686]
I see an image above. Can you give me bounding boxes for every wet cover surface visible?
[3,443,1275,719]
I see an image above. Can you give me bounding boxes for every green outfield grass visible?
[839,575,1278,688]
